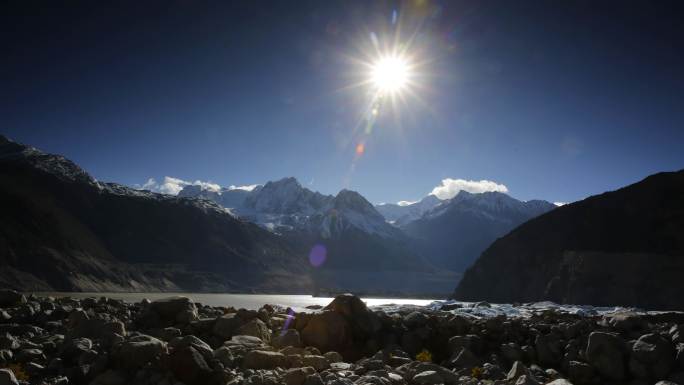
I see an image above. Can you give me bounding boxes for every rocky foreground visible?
[0,291,684,385]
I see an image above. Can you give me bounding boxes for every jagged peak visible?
[333,189,378,213]
[264,176,301,188]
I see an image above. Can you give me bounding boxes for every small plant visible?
[3,363,29,382]
[415,349,432,362]
[471,366,483,379]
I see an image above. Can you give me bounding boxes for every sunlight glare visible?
[371,55,410,93]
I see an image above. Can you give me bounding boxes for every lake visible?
[35,292,440,312]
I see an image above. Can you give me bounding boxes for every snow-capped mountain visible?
[179,177,399,239]
[421,191,554,222]
[375,194,443,225]
[402,190,556,272]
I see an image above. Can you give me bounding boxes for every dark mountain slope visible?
[454,170,684,309]
[0,135,310,292]
[402,191,555,272]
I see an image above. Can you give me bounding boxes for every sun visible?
[370,55,410,93]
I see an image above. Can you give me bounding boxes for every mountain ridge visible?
[454,169,684,309]
[0,134,311,293]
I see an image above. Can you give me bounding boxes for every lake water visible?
[35,292,439,312]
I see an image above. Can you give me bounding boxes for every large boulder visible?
[585,332,626,381]
[114,335,167,369]
[323,294,382,336]
[274,329,302,348]
[169,335,213,360]
[299,311,352,354]
[0,290,26,308]
[168,346,213,385]
[235,318,271,342]
[242,350,285,369]
[0,369,19,385]
[143,297,198,326]
[535,333,563,366]
[213,313,242,339]
[67,317,125,342]
[567,360,595,385]
[629,333,676,379]
[296,294,382,358]
[283,367,316,385]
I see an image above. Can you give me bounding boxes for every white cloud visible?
[430,178,509,200]
[136,176,221,195]
[554,202,567,206]
[229,184,260,191]
[397,200,418,206]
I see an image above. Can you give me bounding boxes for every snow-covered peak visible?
[333,189,380,216]
[243,177,331,215]
[375,194,444,225]
[423,190,555,221]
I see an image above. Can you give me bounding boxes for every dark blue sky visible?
[2,1,683,204]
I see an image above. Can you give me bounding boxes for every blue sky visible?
[2,1,683,204]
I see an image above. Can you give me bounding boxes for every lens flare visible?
[355,143,365,155]
[308,244,327,267]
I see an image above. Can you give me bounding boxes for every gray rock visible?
[224,334,266,348]
[16,348,44,363]
[0,334,19,350]
[236,318,271,342]
[585,332,625,381]
[0,369,19,385]
[146,296,199,326]
[274,329,301,348]
[447,347,480,370]
[169,345,213,385]
[242,350,285,370]
[629,333,675,379]
[169,335,213,360]
[330,362,352,371]
[535,333,563,366]
[303,373,324,385]
[501,342,524,364]
[114,334,166,369]
[670,325,684,344]
[0,290,26,308]
[213,313,243,339]
[412,370,443,385]
[567,360,594,385]
[507,361,532,381]
[546,380,573,385]
[403,312,429,328]
[283,367,316,385]
[302,355,330,371]
[448,335,483,355]
[213,346,234,366]
[60,337,92,361]
[324,351,344,363]
[515,375,540,385]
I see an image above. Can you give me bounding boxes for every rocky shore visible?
[1,290,683,385]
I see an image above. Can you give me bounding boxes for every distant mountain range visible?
[454,169,684,310]
[179,175,557,291]
[178,177,450,295]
